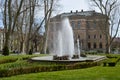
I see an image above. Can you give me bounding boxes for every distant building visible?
[112,37,120,52]
[48,10,109,52]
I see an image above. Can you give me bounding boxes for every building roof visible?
[50,10,106,22]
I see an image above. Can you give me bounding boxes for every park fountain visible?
[31,17,106,63]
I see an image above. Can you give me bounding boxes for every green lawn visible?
[1,61,120,80]
[0,54,120,80]
[0,54,49,69]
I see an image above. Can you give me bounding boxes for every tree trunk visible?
[44,0,53,54]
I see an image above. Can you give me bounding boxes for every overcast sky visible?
[60,0,90,13]
[60,0,120,37]
[0,0,119,36]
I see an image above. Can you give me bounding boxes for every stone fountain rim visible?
[30,55,106,62]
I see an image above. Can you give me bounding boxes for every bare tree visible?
[0,0,61,55]
[90,0,120,53]
[43,0,54,54]
[25,0,36,54]
[1,0,24,55]
[43,0,61,54]
[30,0,60,54]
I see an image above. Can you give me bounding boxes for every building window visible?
[100,35,102,39]
[94,35,96,39]
[78,35,80,39]
[88,35,90,39]
[88,42,91,49]
[93,43,96,49]
[86,21,89,28]
[71,21,75,29]
[99,42,102,48]
[77,21,81,29]
[93,21,96,28]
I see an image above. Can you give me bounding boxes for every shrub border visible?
[0,61,100,77]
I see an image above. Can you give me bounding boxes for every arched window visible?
[99,42,102,48]
[88,42,91,49]
[94,35,96,39]
[78,35,80,39]
[93,43,96,49]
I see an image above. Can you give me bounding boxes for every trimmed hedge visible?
[0,58,18,64]
[0,62,100,77]
[103,54,120,67]
[0,55,39,64]
[106,55,118,58]
[103,57,120,67]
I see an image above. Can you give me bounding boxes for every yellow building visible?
[48,10,109,52]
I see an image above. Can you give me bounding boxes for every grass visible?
[0,54,47,60]
[0,54,48,69]
[1,63,120,80]
[0,54,120,80]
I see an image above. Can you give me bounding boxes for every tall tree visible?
[90,0,120,53]
[0,0,60,55]
[25,0,36,54]
[43,0,61,54]
[43,0,54,54]
[2,0,24,55]
[30,0,60,54]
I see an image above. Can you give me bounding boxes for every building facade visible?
[48,10,109,52]
[111,37,120,53]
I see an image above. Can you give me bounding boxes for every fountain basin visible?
[30,55,106,64]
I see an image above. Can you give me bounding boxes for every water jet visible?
[51,17,75,59]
